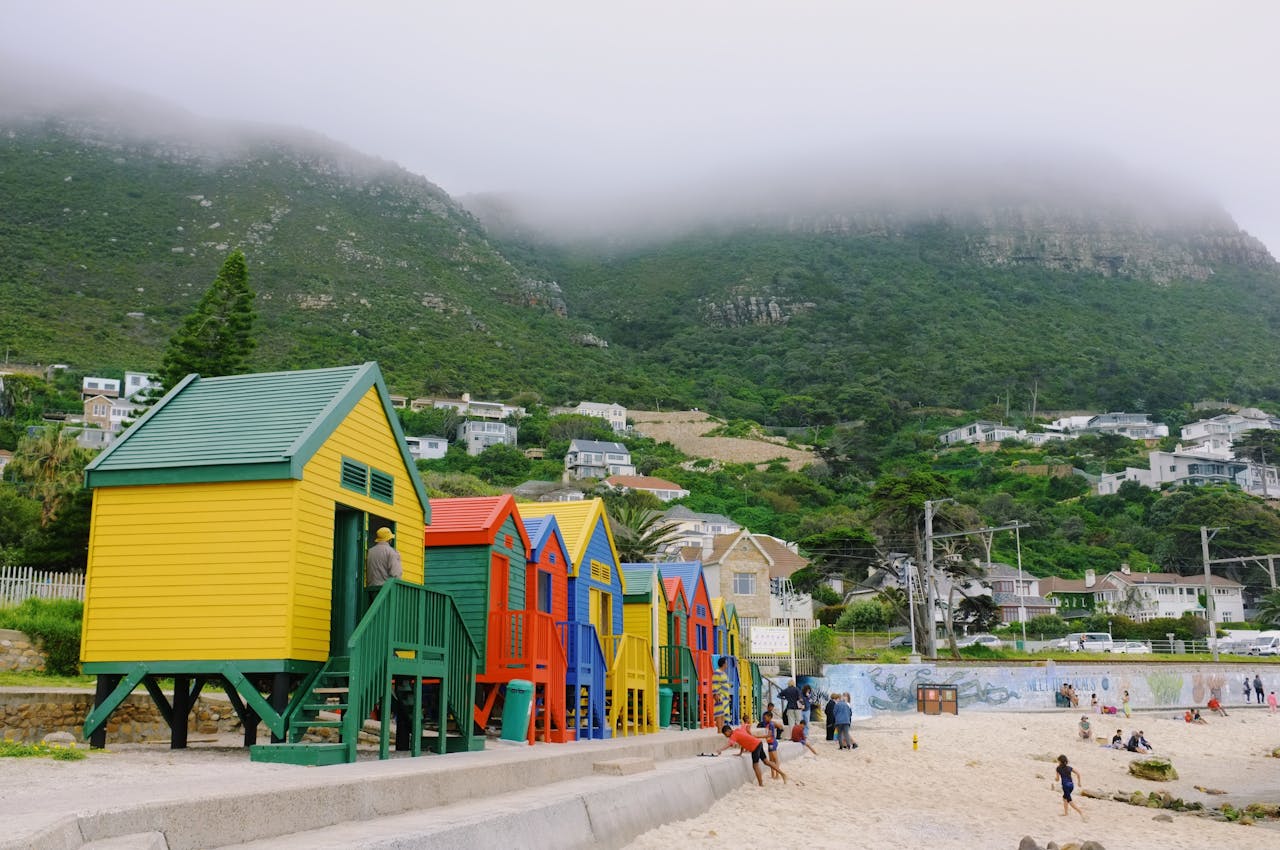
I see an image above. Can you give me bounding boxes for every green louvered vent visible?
[341,458,369,494]
[369,469,395,504]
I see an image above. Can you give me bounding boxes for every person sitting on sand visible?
[1052,754,1086,820]
[1191,709,1208,725]
[790,717,820,756]
[717,723,786,786]
[1208,696,1228,717]
[1077,716,1092,742]
[1125,730,1151,754]
[1110,729,1124,749]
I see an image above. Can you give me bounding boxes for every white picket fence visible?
[0,566,86,606]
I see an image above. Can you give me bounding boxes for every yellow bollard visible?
[912,734,918,751]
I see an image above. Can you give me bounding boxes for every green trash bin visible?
[501,679,534,743]
[658,686,673,728]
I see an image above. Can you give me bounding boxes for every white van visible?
[1056,632,1114,652]
[1249,634,1280,656]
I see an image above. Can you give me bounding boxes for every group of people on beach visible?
[1241,673,1277,711]
[716,679,862,787]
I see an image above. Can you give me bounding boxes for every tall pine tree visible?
[159,250,257,390]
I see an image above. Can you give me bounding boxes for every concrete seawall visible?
[8,727,805,850]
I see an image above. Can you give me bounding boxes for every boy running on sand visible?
[717,723,786,785]
[1052,754,1086,820]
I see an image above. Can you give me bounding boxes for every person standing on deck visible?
[365,527,401,608]
[713,656,732,726]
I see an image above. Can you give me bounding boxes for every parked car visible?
[1052,632,1114,652]
[888,634,914,649]
[1109,640,1152,654]
[956,634,1003,649]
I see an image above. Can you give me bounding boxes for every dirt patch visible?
[630,410,817,471]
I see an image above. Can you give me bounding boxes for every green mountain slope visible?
[488,222,1280,421]
[0,117,629,400]
[4,96,1280,422]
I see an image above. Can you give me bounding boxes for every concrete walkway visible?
[7,728,799,850]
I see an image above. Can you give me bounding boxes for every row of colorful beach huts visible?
[77,363,761,764]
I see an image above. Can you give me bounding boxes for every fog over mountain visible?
[2,1,1278,253]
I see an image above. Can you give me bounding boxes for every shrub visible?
[836,600,889,631]
[0,597,83,676]
[807,625,843,665]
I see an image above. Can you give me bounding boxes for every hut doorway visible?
[330,506,363,653]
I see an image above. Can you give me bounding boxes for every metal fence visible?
[741,617,821,676]
[0,566,86,606]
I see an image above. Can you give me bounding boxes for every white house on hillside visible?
[564,439,634,480]
[458,420,518,455]
[1045,412,1168,441]
[1097,447,1278,497]
[659,505,741,555]
[603,474,689,501]
[551,401,628,433]
[405,435,449,461]
[1101,567,1245,623]
[939,421,1023,446]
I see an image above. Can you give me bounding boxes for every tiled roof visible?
[700,530,752,565]
[605,475,685,491]
[83,363,428,513]
[621,562,660,597]
[424,495,530,550]
[570,439,628,453]
[1039,576,1096,594]
[663,576,688,610]
[517,498,618,576]
[661,560,707,605]
[754,535,808,579]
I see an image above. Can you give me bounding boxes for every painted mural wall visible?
[814,663,1273,716]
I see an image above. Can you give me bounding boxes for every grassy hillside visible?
[0,119,633,401]
[517,229,1280,421]
[4,109,1280,423]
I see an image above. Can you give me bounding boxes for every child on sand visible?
[1269,691,1277,714]
[717,723,786,786]
[790,718,820,756]
[1077,716,1092,742]
[1052,754,1086,820]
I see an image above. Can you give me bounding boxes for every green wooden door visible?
[330,507,362,654]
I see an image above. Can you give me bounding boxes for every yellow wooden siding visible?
[294,386,425,658]
[658,600,669,647]
[623,599,650,642]
[82,480,298,663]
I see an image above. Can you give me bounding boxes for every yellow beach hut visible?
[80,363,479,764]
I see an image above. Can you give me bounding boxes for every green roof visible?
[85,363,429,513]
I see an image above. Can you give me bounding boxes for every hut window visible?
[369,468,395,504]
[537,570,553,613]
[590,560,611,583]
[341,458,369,494]
[549,552,557,565]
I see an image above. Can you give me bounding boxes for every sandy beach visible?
[627,709,1280,850]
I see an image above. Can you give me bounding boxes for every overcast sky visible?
[4,1,1279,251]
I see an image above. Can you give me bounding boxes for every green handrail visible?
[342,579,479,760]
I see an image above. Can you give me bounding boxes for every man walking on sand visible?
[1254,674,1265,705]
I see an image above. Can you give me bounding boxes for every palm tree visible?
[9,424,93,526]
[607,502,682,563]
[1256,590,1280,628]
